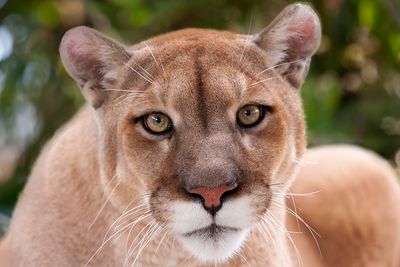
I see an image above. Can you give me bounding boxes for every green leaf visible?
[358,0,376,29]
[34,0,61,27]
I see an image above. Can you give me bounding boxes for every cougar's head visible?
[60,3,320,263]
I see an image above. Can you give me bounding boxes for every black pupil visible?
[244,109,252,116]
[152,115,162,124]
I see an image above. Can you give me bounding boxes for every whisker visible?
[123,210,151,258]
[250,70,300,87]
[180,252,194,266]
[287,188,301,231]
[144,41,167,79]
[107,207,151,243]
[269,182,284,187]
[112,91,142,105]
[293,158,308,167]
[124,222,136,258]
[124,62,154,85]
[155,228,170,253]
[293,156,319,166]
[256,58,306,76]
[233,246,249,265]
[87,195,151,267]
[238,250,249,265]
[270,199,323,259]
[115,93,139,103]
[104,88,139,93]
[103,195,151,241]
[113,94,139,107]
[257,220,279,256]
[259,216,288,263]
[123,194,151,210]
[285,208,322,260]
[239,14,253,64]
[124,219,158,266]
[271,200,321,237]
[286,206,320,238]
[269,215,302,267]
[276,190,323,197]
[84,213,151,267]
[131,222,165,267]
[88,175,120,230]
[249,75,282,87]
[131,60,155,81]
[266,211,303,267]
[123,51,156,82]
[123,219,156,265]
[114,94,156,108]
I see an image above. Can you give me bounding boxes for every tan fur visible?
[1,4,399,267]
[286,146,400,267]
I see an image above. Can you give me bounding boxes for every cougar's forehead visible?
[121,37,276,127]
[115,32,305,152]
[168,62,246,128]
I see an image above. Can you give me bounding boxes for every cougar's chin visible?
[178,227,249,262]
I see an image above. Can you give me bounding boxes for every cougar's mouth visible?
[183,223,239,239]
[168,198,253,262]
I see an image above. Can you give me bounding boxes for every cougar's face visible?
[60,4,319,263]
[105,36,306,262]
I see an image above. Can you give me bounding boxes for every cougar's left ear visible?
[60,26,128,108]
[254,4,321,88]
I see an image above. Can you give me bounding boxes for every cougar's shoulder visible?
[7,106,112,265]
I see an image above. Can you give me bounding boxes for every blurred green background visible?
[0,0,399,235]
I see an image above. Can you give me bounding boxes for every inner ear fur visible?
[253,4,321,88]
[60,26,128,108]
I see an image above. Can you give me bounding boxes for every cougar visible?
[1,3,399,267]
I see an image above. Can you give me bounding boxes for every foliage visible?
[0,0,399,215]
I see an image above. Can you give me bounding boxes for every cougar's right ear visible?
[253,4,321,88]
[60,26,128,108]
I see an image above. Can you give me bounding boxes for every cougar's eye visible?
[142,112,173,135]
[237,105,267,128]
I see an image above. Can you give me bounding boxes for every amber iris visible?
[144,113,173,134]
[237,105,263,127]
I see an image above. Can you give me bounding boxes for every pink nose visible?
[188,184,237,209]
